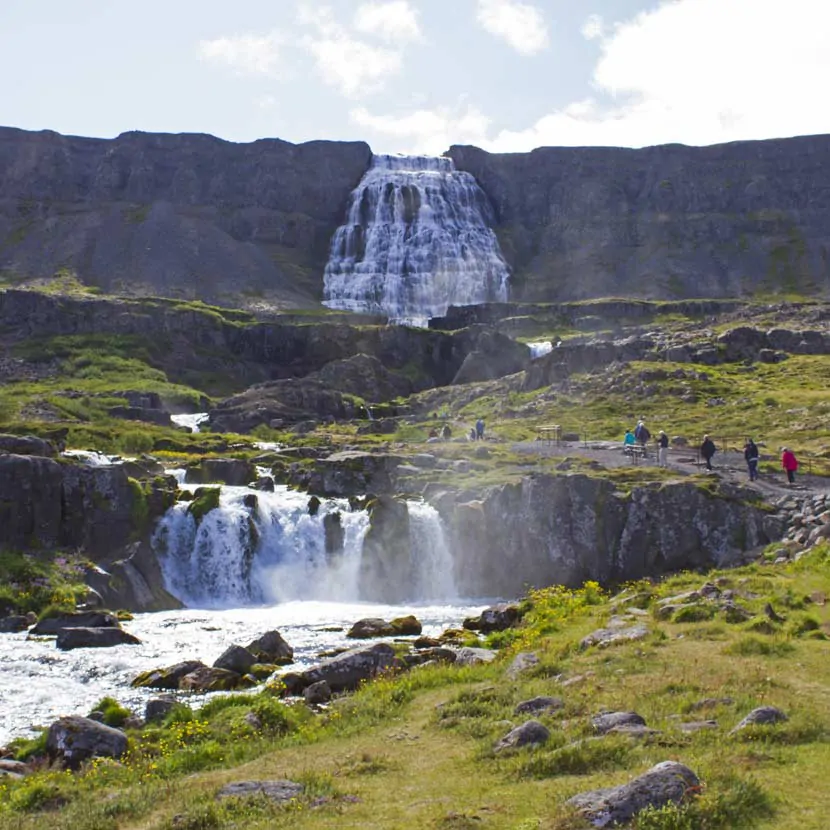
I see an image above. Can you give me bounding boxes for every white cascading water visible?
[528,341,554,359]
[153,486,457,608]
[322,154,510,326]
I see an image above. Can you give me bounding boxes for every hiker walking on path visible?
[700,435,717,471]
[782,447,799,485]
[475,418,485,441]
[634,421,651,457]
[744,438,760,481]
[657,430,669,468]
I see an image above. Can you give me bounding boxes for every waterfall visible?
[323,154,510,326]
[153,487,457,607]
[407,501,457,600]
[528,341,554,359]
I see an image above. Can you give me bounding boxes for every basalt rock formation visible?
[432,474,774,597]
[449,136,830,302]
[0,127,371,307]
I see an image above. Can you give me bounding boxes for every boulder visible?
[390,615,423,636]
[213,645,257,675]
[0,615,30,633]
[580,624,649,650]
[592,712,647,734]
[246,630,294,664]
[731,706,788,733]
[347,618,394,639]
[0,759,30,777]
[131,660,208,689]
[56,627,141,650]
[46,715,128,769]
[567,761,700,827]
[506,652,539,679]
[514,696,564,716]
[301,642,397,692]
[453,647,498,666]
[494,720,550,753]
[179,666,243,692]
[251,476,275,492]
[463,603,521,632]
[144,696,178,723]
[303,680,332,705]
[31,611,120,636]
[216,780,304,804]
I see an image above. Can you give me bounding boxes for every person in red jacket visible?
[781,447,798,485]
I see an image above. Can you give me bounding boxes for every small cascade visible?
[171,412,209,433]
[407,501,457,600]
[62,450,118,466]
[323,154,510,325]
[528,341,554,359]
[153,487,459,607]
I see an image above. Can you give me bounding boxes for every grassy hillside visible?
[1,548,827,830]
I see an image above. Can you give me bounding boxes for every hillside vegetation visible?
[1,549,828,829]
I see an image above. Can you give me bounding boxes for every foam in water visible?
[323,154,510,325]
[153,486,458,607]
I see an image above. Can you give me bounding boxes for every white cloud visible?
[580,13,604,41]
[354,1,422,44]
[297,3,404,97]
[199,33,282,75]
[351,105,490,155]
[475,0,549,55]
[484,0,830,151]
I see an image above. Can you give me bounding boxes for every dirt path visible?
[511,440,830,499]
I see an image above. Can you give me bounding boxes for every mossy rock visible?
[188,487,221,524]
[672,604,717,623]
[249,663,280,681]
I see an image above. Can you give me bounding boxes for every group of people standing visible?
[624,424,801,485]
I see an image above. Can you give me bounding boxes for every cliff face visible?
[449,136,830,301]
[0,128,371,307]
[435,474,774,597]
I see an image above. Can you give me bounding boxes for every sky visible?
[2,0,829,155]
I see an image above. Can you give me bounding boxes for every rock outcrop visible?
[0,454,173,556]
[432,473,774,597]
[450,136,830,301]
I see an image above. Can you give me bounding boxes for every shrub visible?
[90,697,131,728]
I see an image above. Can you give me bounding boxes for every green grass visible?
[0,550,88,616]
[2,551,827,829]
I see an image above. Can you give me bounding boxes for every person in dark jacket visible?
[744,438,760,481]
[700,435,717,470]
[634,421,651,457]
[657,430,669,468]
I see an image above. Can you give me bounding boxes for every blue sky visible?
[2,0,828,154]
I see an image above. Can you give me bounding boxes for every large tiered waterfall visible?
[153,486,458,608]
[322,154,510,325]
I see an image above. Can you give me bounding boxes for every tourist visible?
[744,438,760,481]
[428,427,438,439]
[781,447,798,485]
[657,430,669,468]
[634,421,651,456]
[700,434,717,471]
[441,423,452,441]
[476,418,485,440]
[469,426,477,441]
[623,428,636,448]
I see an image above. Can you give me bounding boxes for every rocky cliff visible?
[449,136,830,302]
[434,474,774,597]
[0,127,371,307]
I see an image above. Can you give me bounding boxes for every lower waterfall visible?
[153,486,458,608]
